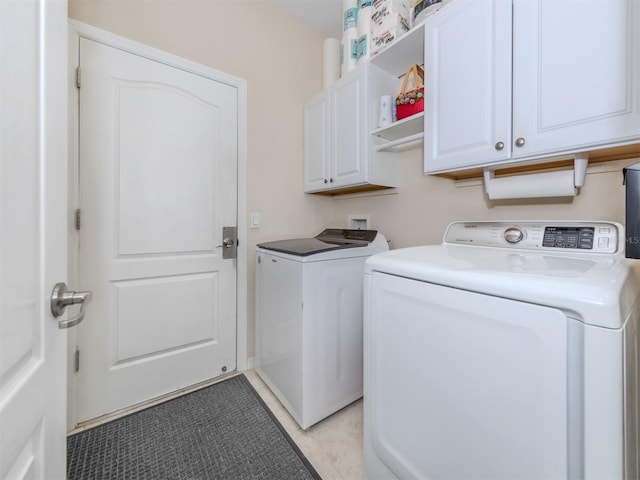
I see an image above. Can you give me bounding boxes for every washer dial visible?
[503,227,524,244]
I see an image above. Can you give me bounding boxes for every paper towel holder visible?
[483,153,589,200]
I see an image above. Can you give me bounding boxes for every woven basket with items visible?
[396,64,424,120]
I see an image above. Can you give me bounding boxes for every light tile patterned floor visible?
[243,369,364,480]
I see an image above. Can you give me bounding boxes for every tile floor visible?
[242,369,365,480]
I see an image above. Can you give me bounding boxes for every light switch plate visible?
[250,212,261,229]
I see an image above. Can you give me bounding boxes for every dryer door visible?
[365,272,572,479]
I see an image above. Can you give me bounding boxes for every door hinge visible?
[76,67,81,89]
[74,209,81,230]
[74,348,80,372]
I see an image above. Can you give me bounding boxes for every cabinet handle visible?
[329,178,334,183]
[515,137,525,147]
[495,141,504,151]
[324,179,328,184]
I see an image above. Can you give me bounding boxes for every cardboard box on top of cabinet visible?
[371,0,411,55]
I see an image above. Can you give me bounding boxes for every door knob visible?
[215,226,237,259]
[50,283,93,329]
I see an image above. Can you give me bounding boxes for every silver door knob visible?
[515,137,525,147]
[50,282,93,329]
[216,226,237,259]
[495,141,504,151]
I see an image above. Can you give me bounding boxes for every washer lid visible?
[257,229,378,256]
[256,238,349,256]
[365,243,640,329]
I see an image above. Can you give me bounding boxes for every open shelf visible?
[370,24,425,77]
[371,111,424,152]
[369,24,426,153]
[371,111,424,140]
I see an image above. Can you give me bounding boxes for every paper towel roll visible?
[341,29,358,76]
[357,5,371,63]
[323,38,340,89]
[484,169,577,200]
[343,0,358,32]
[343,0,357,10]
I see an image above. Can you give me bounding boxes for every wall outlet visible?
[348,214,370,230]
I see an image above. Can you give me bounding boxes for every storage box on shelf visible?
[371,0,412,56]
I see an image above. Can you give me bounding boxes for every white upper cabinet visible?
[424,0,640,174]
[304,64,399,194]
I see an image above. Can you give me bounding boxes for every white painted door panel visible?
[424,0,512,172]
[77,38,237,422]
[303,91,330,192]
[0,0,68,477]
[512,0,640,158]
[332,69,367,187]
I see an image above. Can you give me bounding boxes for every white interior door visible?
[0,0,68,478]
[76,38,238,422]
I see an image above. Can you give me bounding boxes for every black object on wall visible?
[623,162,640,259]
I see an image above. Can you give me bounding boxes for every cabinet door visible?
[303,90,330,192]
[513,0,640,159]
[331,67,368,187]
[424,0,512,173]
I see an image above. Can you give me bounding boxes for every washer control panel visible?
[444,221,620,254]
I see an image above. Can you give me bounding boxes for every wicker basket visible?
[396,65,424,120]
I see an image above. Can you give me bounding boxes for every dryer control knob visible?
[504,227,524,244]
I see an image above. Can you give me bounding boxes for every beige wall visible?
[328,148,638,249]
[67,0,639,362]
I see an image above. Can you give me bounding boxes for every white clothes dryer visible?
[255,229,388,429]
[364,221,640,479]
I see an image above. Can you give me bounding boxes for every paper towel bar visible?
[483,153,589,200]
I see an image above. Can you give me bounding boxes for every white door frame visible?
[67,20,248,430]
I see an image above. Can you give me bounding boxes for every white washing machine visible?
[364,221,640,479]
[255,228,388,429]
